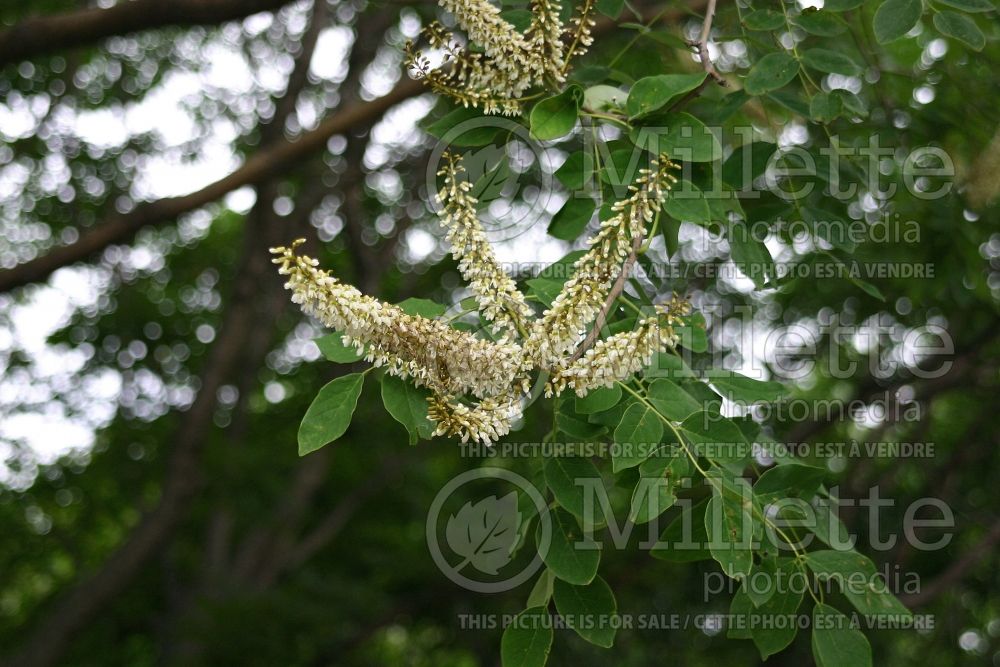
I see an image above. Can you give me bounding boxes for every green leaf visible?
[526,569,554,608]
[651,497,712,561]
[807,495,852,548]
[802,207,858,252]
[824,0,864,10]
[728,220,775,289]
[935,0,994,11]
[397,297,447,318]
[530,86,582,140]
[298,373,365,455]
[542,507,600,585]
[500,8,533,31]
[767,89,811,117]
[630,112,721,162]
[674,312,708,353]
[599,148,641,186]
[805,550,912,618]
[933,10,986,50]
[873,0,922,43]
[680,412,751,469]
[754,463,827,503]
[525,277,564,307]
[556,411,608,441]
[596,0,624,18]
[710,372,786,403]
[647,379,703,421]
[612,402,664,471]
[629,446,689,523]
[722,141,778,190]
[748,560,806,658]
[314,333,362,362]
[664,180,712,224]
[548,196,596,240]
[543,456,606,526]
[744,52,800,95]
[626,73,706,118]
[801,48,863,77]
[794,10,848,36]
[380,374,434,444]
[553,576,618,647]
[743,9,786,30]
[575,385,622,414]
[571,65,612,85]
[744,554,778,607]
[727,587,754,639]
[836,90,869,117]
[556,151,590,190]
[705,475,755,579]
[425,106,499,147]
[811,604,873,667]
[853,276,886,301]
[702,89,751,124]
[582,84,627,112]
[501,607,554,667]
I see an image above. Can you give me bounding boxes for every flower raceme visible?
[271,240,527,401]
[404,0,596,115]
[272,154,687,444]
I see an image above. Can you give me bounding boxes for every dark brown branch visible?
[0,76,426,294]
[264,0,328,142]
[0,3,693,295]
[0,0,295,66]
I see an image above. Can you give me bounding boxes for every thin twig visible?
[693,0,727,86]
[569,233,644,362]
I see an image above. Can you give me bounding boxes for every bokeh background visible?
[1,0,999,665]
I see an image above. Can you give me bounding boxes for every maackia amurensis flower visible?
[404,0,596,114]
[273,153,687,444]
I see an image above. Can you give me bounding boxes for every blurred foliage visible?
[0,0,999,665]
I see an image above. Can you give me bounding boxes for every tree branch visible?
[0,76,426,294]
[6,222,270,667]
[692,0,726,86]
[0,0,295,66]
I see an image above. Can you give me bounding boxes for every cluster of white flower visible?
[405,0,596,114]
[274,154,688,444]
[272,241,525,400]
[427,391,523,444]
[546,297,691,397]
[436,152,533,337]
[524,156,679,367]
